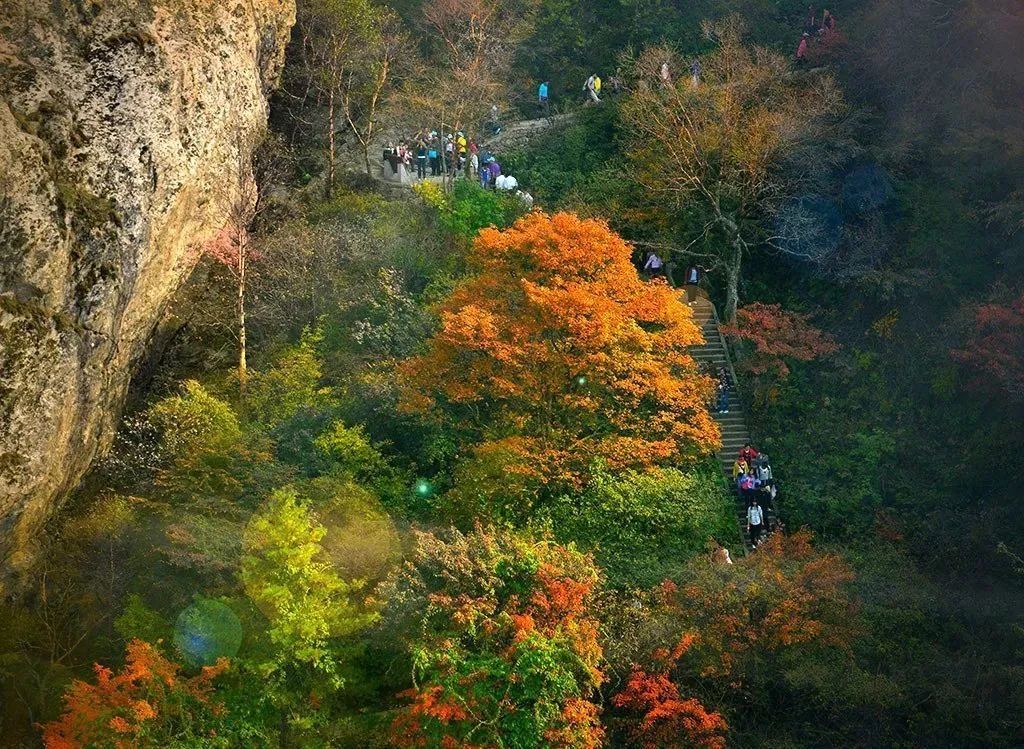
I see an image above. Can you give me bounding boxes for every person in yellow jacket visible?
[732,458,749,479]
[456,132,468,170]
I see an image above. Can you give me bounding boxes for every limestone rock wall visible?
[0,0,295,591]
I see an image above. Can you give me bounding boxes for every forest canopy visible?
[2,0,1023,747]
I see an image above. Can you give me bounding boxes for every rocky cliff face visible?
[0,0,295,592]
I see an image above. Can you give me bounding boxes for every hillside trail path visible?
[686,290,776,552]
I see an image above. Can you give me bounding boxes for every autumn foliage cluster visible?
[388,526,605,749]
[42,640,228,749]
[606,531,856,747]
[668,530,857,673]
[721,303,839,379]
[613,665,727,749]
[400,211,719,489]
[952,292,1024,403]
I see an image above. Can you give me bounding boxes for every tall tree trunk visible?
[327,87,336,196]
[724,233,743,323]
[237,237,248,392]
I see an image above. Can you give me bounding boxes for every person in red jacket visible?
[796,32,809,63]
[738,443,759,467]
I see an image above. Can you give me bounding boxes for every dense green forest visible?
[2,0,1023,747]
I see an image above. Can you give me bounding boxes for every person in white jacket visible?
[747,499,765,547]
[643,251,665,277]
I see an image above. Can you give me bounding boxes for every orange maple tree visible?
[399,211,720,489]
[41,640,228,749]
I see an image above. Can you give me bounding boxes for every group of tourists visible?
[732,442,779,547]
[795,5,839,63]
[383,129,476,180]
[541,54,701,114]
[382,128,529,204]
[711,440,781,562]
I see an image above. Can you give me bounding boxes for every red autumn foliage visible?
[613,668,727,749]
[658,530,858,682]
[720,303,838,378]
[41,640,228,749]
[612,531,858,747]
[202,225,262,275]
[951,292,1024,403]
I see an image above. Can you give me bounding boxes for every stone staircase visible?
[687,292,762,551]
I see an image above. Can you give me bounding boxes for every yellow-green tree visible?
[620,17,844,321]
[241,488,377,679]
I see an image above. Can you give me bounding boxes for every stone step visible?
[685,292,777,554]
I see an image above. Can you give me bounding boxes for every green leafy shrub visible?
[435,442,543,526]
[313,421,383,476]
[415,179,525,242]
[302,476,402,585]
[246,329,337,432]
[540,465,736,588]
[502,106,621,209]
[150,379,243,458]
[113,594,171,645]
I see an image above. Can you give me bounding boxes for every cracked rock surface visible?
[0,0,295,591]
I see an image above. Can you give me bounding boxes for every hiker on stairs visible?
[748,498,766,547]
[643,251,666,278]
[738,442,760,467]
[738,471,757,507]
[715,367,730,413]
